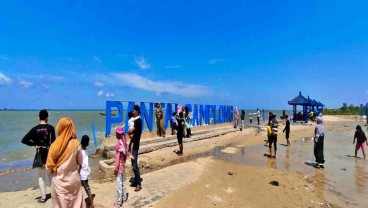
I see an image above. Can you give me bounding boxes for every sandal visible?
[37,198,47,203]
[113,201,122,207]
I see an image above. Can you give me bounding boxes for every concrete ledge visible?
[99,127,238,176]
[101,126,236,158]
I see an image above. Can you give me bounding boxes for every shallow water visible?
[0,154,101,192]
[144,123,368,207]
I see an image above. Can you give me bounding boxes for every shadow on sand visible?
[346,155,362,159]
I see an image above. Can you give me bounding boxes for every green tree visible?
[340,103,348,111]
[348,104,355,114]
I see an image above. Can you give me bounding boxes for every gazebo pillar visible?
[303,105,308,123]
[293,105,297,123]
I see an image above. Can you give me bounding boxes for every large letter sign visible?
[105,101,123,136]
[105,100,233,136]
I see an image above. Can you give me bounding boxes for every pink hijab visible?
[115,127,127,156]
[234,107,239,118]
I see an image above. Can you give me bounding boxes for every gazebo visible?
[307,96,322,116]
[288,92,323,123]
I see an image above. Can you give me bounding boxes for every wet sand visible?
[0,116,367,207]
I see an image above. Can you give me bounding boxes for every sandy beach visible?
[0,115,367,208]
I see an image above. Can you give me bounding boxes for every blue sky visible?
[1,0,368,110]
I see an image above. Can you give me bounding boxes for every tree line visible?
[323,103,366,115]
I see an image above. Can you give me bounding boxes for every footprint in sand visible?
[225,187,234,193]
[208,195,224,203]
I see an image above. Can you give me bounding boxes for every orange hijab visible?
[46,118,80,173]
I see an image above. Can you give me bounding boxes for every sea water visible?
[0,109,291,171]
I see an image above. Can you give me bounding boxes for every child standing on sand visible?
[127,112,137,159]
[353,125,367,159]
[249,114,253,124]
[283,115,291,146]
[114,126,128,207]
[80,135,95,208]
[269,113,278,158]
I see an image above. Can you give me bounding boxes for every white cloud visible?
[0,56,11,61]
[106,92,115,97]
[135,56,151,70]
[0,72,12,85]
[209,59,225,64]
[165,65,181,69]
[97,90,104,96]
[113,73,211,97]
[19,80,33,88]
[94,56,102,64]
[94,82,104,87]
[42,84,49,90]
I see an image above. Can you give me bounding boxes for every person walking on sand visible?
[249,113,253,124]
[128,105,143,192]
[256,108,261,125]
[21,109,56,203]
[114,126,128,207]
[240,110,246,131]
[175,111,185,155]
[283,115,291,146]
[234,107,239,128]
[80,135,94,208]
[314,116,325,168]
[155,103,166,137]
[46,118,85,208]
[353,125,367,159]
[269,113,278,158]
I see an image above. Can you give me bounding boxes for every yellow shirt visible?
[267,125,272,136]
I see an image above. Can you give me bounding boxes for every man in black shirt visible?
[21,109,56,203]
[128,105,143,192]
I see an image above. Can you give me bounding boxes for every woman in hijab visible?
[234,107,239,128]
[314,116,325,168]
[47,118,85,208]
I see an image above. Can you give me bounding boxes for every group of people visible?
[156,104,193,140]
[233,108,261,130]
[22,111,92,207]
[22,106,143,208]
[155,104,194,155]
